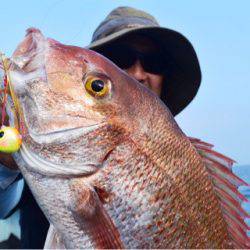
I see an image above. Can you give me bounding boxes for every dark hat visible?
[88,6,201,116]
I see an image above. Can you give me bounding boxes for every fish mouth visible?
[14,122,106,178]
[27,122,104,144]
[16,142,98,178]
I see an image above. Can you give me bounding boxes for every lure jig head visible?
[0,126,22,153]
[0,52,22,153]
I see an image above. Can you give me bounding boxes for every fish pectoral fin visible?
[69,180,124,249]
[189,137,250,249]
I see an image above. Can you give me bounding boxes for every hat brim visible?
[87,26,201,116]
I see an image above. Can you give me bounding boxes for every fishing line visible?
[0,52,9,127]
[1,75,8,126]
[0,52,21,128]
[0,52,22,153]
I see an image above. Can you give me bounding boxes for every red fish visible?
[4,28,249,248]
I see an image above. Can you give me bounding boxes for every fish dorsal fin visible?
[189,137,250,248]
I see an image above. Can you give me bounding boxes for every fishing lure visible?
[0,126,22,153]
[0,52,22,153]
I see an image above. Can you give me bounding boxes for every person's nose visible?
[125,60,148,85]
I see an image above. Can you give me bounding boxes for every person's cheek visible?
[148,74,163,97]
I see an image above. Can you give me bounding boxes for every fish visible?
[4,28,250,249]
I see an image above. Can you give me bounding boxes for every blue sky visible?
[0,0,249,164]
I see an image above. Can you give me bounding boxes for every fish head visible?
[8,28,166,177]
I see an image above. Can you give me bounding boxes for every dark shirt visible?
[0,164,49,249]
[18,182,49,249]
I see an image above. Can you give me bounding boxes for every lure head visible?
[0,54,22,154]
[0,126,22,153]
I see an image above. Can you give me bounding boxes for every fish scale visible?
[16,162,94,248]
[131,131,230,248]
[97,139,223,248]
[101,144,160,248]
[4,28,249,248]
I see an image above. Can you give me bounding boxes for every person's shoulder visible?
[0,163,20,190]
[0,175,24,219]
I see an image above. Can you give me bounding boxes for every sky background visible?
[0,0,249,165]
[0,0,250,242]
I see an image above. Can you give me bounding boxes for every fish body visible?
[5,28,249,249]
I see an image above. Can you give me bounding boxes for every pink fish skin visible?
[6,28,250,249]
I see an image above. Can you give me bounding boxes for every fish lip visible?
[28,123,104,144]
[16,123,106,177]
[17,143,98,178]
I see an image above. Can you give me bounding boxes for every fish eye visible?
[84,76,110,98]
[0,131,4,138]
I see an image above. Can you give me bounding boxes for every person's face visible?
[125,59,163,97]
[101,35,164,97]
[122,35,164,97]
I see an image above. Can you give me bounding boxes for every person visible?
[0,6,201,249]
[87,6,201,115]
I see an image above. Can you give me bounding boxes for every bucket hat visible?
[88,6,201,116]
